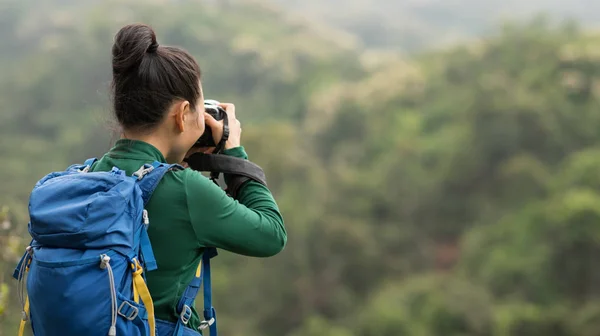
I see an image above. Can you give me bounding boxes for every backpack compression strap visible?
[172,247,219,336]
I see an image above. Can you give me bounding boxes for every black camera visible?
[185,99,268,195]
[194,99,227,148]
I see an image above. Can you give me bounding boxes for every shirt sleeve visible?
[184,147,287,257]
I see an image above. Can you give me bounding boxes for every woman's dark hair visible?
[111,23,201,132]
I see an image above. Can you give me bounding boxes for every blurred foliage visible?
[1,0,600,335]
[270,0,600,52]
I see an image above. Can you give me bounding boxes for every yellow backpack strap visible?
[131,259,156,336]
[132,277,140,304]
[17,296,30,336]
[16,248,33,336]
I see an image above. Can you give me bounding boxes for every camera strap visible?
[208,111,230,183]
[186,153,267,185]
[185,152,268,198]
[212,112,230,155]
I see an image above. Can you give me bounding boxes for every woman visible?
[96,23,287,334]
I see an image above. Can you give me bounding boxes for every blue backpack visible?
[13,158,219,336]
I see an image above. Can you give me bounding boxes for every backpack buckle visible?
[180,305,192,325]
[133,165,154,180]
[198,317,215,330]
[118,301,139,321]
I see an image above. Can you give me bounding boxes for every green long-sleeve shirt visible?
[90,139,287,331]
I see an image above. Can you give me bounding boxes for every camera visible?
[186,99,267,192]
[194,99,227,147]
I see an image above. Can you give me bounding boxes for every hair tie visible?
[147,41,159,53]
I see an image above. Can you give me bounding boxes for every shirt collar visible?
[107,139,167,163]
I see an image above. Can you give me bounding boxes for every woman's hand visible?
[204,103,241,150]
[182,103,241,167]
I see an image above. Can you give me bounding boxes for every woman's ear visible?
[172,100,190,133]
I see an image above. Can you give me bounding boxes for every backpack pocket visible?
[27,248,152,336]
[28,172,137,251]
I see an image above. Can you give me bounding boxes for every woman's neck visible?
[120,131,180,163]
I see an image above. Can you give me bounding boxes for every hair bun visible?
[112,23,158,74]
[147,40,159,53]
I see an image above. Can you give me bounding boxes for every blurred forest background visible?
[1,0,600,335]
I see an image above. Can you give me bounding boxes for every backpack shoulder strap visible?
[201,247,218,335]
[63,157,98,173]
[172,247,219,336]
[134,161,184,206]
[131,161,183,272]
[83,157,98,167]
